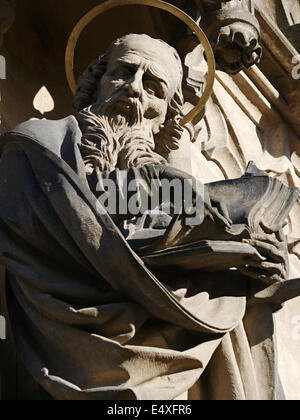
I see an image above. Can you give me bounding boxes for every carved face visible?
[97,35,182,134]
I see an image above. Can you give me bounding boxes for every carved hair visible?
[77,105,167,174]
[73,34,186,155]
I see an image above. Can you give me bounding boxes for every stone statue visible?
[0,33,299,400]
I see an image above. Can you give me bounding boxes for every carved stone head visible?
[73,34,184,136]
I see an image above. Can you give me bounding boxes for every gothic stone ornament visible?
[199,0,262,74]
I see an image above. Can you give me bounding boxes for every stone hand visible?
[155,186,233,248]
[154,117,185,155]
[238,231,289,285]
[203,193,232,229]
[159,167,233,229]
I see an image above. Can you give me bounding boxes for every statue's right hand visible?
[204,194,232,229]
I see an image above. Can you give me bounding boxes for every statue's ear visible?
[72,54,108,111]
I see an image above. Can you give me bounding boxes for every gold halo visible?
[65,0,216,126]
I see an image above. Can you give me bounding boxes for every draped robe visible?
[0,116,295,400]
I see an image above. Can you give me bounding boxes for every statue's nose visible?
[125,70,143,98]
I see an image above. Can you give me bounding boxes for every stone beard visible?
[74,34,189,175]
[77,102,164,174]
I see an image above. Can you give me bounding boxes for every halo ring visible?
[65,0,215,126]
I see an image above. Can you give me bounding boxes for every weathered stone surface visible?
[0,0,299,401]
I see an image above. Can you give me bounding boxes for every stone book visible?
[141,164,299,272]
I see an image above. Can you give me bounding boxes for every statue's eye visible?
[112,66,132,79]
[144,80,162,98]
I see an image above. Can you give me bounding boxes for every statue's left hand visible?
[238,230,289,285]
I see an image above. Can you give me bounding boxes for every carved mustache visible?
[100,93,144,126]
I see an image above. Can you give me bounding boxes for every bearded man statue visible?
[0,34,295,400]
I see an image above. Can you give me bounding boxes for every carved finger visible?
[213,200,231,224]
[242,239,286,264]
[238,266,282,285]
[243,260,286,278]
[169,127,183,139]
[210,206,232,228]
[210,198,232,226]
[244,252,266,264]
[275,228,286,243]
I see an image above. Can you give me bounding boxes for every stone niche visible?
[0,0,299,400]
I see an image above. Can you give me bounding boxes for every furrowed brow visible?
[114,58,138,69]
[146,66,169,90]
